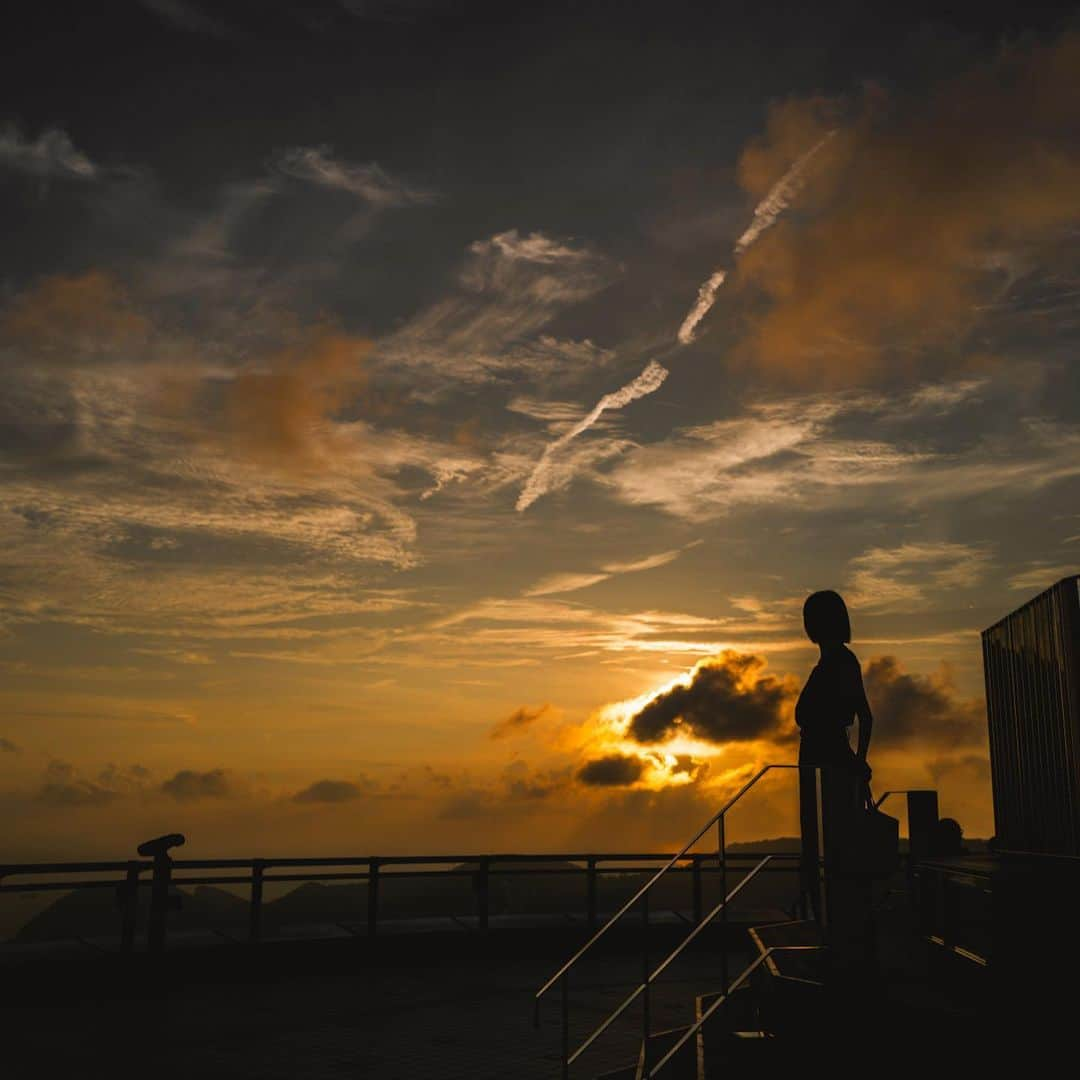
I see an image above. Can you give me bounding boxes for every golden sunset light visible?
[2,4,1079,1074]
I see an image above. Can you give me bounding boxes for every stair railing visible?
[534,763,807,1077]
[566,854,775,1069]
[646,945,826,1077]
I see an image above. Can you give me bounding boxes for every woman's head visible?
[803,590,851,644]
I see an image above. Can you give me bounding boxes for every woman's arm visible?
[855,696,873,764]
[852,655,873,779]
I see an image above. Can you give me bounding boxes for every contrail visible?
[733,130,836,255]
[677,130,836,344]
[516,132,835,511]
[515,360,669,511]
[677,269,727,345]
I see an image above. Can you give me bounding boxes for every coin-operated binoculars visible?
[137,833,185,952]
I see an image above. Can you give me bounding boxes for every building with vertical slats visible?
[981,575,1080,855]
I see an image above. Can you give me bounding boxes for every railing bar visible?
[0,860,802,895]
[648,857,771,983]
[0,853,800,886]
[567,984,646,1064]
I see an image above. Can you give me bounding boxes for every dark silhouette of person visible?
[795,590,875,957]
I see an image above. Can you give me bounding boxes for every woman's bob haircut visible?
[803,590,851,644]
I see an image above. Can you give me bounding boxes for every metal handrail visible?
[647,945,826,1077]
[535,764,799,1002]
[567,856,774,1067]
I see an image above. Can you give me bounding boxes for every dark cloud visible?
[863,656,985,748]
[161,768,232,801]
[0,126,99,181]
[292,778,369,803]
[0,737,20,753]
[733,32,1080,383]
[626,651,797,746]
[489,702,552,739]
[577,753,644,787]
[37,761,119,807]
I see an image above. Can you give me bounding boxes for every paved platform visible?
[4,928,751,1080]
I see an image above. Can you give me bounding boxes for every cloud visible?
[677,270,727,346]
[523,572,611,597]
[0,737,20,753]
[862,656,985,749]
[523,547,687,596]
[675,130,835,345]
[516,360,669,511]
[381,230,614,391]
[292,778,372,803]
[218,328,373,468]
[0,126,98,180]
[1007,563,1077,592]
[273,145,436,207]
[1,271,150,365]
[577,753,645,787]
[36,760,148,807]
[847,542,993,612]
[731,33,1080,382]
[606,384,1080,521]
[489,703,553,740]
[624,650,797,745]
[161,768,232,800]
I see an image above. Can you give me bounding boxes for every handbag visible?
[832,782,899,877]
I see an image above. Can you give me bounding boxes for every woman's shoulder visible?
[821,645,861,674]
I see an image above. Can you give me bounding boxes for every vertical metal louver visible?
[981,576,1080,855]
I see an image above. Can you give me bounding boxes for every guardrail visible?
[0,849,802,952]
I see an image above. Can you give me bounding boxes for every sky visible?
[1,0,1078,862]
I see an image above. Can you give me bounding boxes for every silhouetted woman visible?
[796,591,874,913]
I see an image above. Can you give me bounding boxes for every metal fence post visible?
[586,858,597,931]
[476,857,490,931]
[249,860,264,943]
[561,972,569,1080]
[367,858,380,937]
[641,891,651,1073]
[119,861,139,951]
[692,854,703,925]
[718,814,728,994]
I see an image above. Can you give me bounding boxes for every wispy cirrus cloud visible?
[606,381,1080,521]
[273,145,437,207]
[1007,562,1078,592]
[379,230,616,393]
[847,542,993,612]
[0,125,99,181]
[523,545,692,597]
